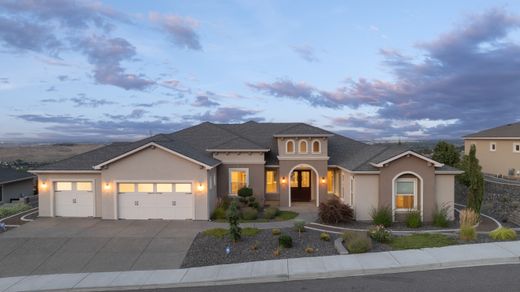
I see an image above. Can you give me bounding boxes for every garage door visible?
[117,182,193,220]
[54,181,95,217]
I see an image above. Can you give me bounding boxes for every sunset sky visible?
[0,0,519,143]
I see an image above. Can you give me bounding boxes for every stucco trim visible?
[391,171,424,221]
[206,149,270,152]
[328,165,380,174]
[273,134,334,138]
[288,164,320,208]
[277,156,330,161]
[371,151,444,168]
[93,142,218,170]
[435,171,464,174]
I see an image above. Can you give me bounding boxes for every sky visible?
[0,0,519,143]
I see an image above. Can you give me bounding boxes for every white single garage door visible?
[54,181,95,217]
[117,182,193,220]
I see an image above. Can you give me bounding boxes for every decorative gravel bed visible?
[181,228,338,268]
[326,218,460,232]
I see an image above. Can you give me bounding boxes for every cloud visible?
[45,86,56,92]
[41,97,67,103]
[192,95,219,107]
[149,12,202,50]
[0,77,9,84]
[70,95,115,108]
[290,44,319,62]
[106,109,147,120]
[0,16,62,54]
[184,107,264,123]
[251,8,520,138]
[76,35,154,90]
[131,100,169,108]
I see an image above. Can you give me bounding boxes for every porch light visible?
[40,181,47,189]
[197,183,204,191]
[281,176,287,184]
[321,177,326,184]
[103,182,111,190]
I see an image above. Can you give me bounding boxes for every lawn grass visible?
[0,203,32,219]
[390,233,457,250]
[214,210,299,222]
[203,227,261,238]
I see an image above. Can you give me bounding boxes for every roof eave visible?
[273,134,334,138]
[370,150,444,168]
[206,149,270,152]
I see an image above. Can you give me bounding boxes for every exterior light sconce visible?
[103,182,111,190]
[281,176,287,184]
[40,181,48,189]
[197,183,204,191]
[321,177,326,184]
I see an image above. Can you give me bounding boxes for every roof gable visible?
[370,150,444,168]
[464,122,520,138]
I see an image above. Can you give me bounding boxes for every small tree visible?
[432,141,460,167]
[227,199,241,242]
[458,145,484,214]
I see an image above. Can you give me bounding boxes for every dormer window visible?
[299,140,308,153]
[286,140,295,154]
[312,140,321,153]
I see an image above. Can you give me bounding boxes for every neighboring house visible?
[31,121,461,222]
[464,122,520,177]
[0,167,35,204]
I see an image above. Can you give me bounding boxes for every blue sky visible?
[1,0,519,143]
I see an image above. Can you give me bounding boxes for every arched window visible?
[299,140,308,153]
[286,140,295,154]
[312,140,321,153]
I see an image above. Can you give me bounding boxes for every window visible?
[299,140,308,153]
[514,143,520,153]
[286,140,295,154]
[156,183,172,192]
[118,183,135,193]
[55,182,72,191]
[137,183,154,193]
[175,183,192,193]
[76,182,92,192]
[327,170,335,194]
[490,142,497,151]
[229,168,248,195]
[266,170,278,193]
[290,171,299,187]
[395,179,417,210]
[312,140,321,153]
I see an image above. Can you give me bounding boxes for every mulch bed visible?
[181,228,338,268]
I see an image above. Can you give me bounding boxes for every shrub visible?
[459,208,479,227]
[390,233,456,250]
[489,227,517,241]
[320,232,331,241]
[318,197,354,224]
[237,187,253,198]
[460,225,476,241]
[279,234,293,248]
[272,228,281,236]
[241,207,258,220]
[203,228,228,238]
[0,203,31,219]
[293,219,306,232]
[304,247,315,254]
[263,207,279,219]
[368,225,392,243]
[228,200,241,242]
[345,234,372,254]
[405,210,422,228]
[370,206,392,227]
[216,196,230,210]
[211,207,227,220]
[432,204,450,228]
[341,231,357,242]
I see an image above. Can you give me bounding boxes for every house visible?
[31,121,461,222]
[464,122,520,177]
[0,167,35,204]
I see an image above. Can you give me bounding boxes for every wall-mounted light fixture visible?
[197,183,204,191]
[281,176,287,184]
[321,177,326,184]
[103,182,111,190]
[40,181,48,189]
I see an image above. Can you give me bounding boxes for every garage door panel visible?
[55,191,94,217]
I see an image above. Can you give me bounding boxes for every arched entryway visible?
[288,164,320,207]
[392,171,424,221]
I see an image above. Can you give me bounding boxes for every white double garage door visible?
[54,181,194,220]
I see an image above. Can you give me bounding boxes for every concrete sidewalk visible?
[1,241,520,291]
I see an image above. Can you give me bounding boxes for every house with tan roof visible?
[464,122,520,177]
[31,121,462,222]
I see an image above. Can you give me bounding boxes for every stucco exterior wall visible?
[353,174,379,220]
[464,139,520,176]
[1,179,34,204]
[212,152,265,164]
[36,173,102,217]
[207,167,218,215]
[341,170,353,206]
[277,137,328,158]
[379,155,436,221]
[102,146,209,220]
[435,174,455,220]
[278,159,328,207]
[216,163,265,204]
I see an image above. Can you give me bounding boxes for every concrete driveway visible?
[0,217,210,277]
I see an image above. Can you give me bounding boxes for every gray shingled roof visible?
[464,122,520,138]
[0,167,35,184]
[34,121,456,172]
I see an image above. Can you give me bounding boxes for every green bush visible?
[263,207,279,219]
[345,234,372,254]
[237,187,253,198]
[489,227,517,241]
[390,233,456,250]
[318,196,354,224]
[370,206,392,227]
[432,204,450,228]
[279,234,293,248]
[405,210,422,228]
[228,200,241,242]
[460,225,476,241]
[320,232,331,241]
[211,207,227,220]
[241,207,258,220]
[0,203,31,219]
[272,228,281,236]
[341,231,357,242]
[293,219,305,232]
[368,225,393,243]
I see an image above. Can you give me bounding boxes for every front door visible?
[291,170,311,201]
